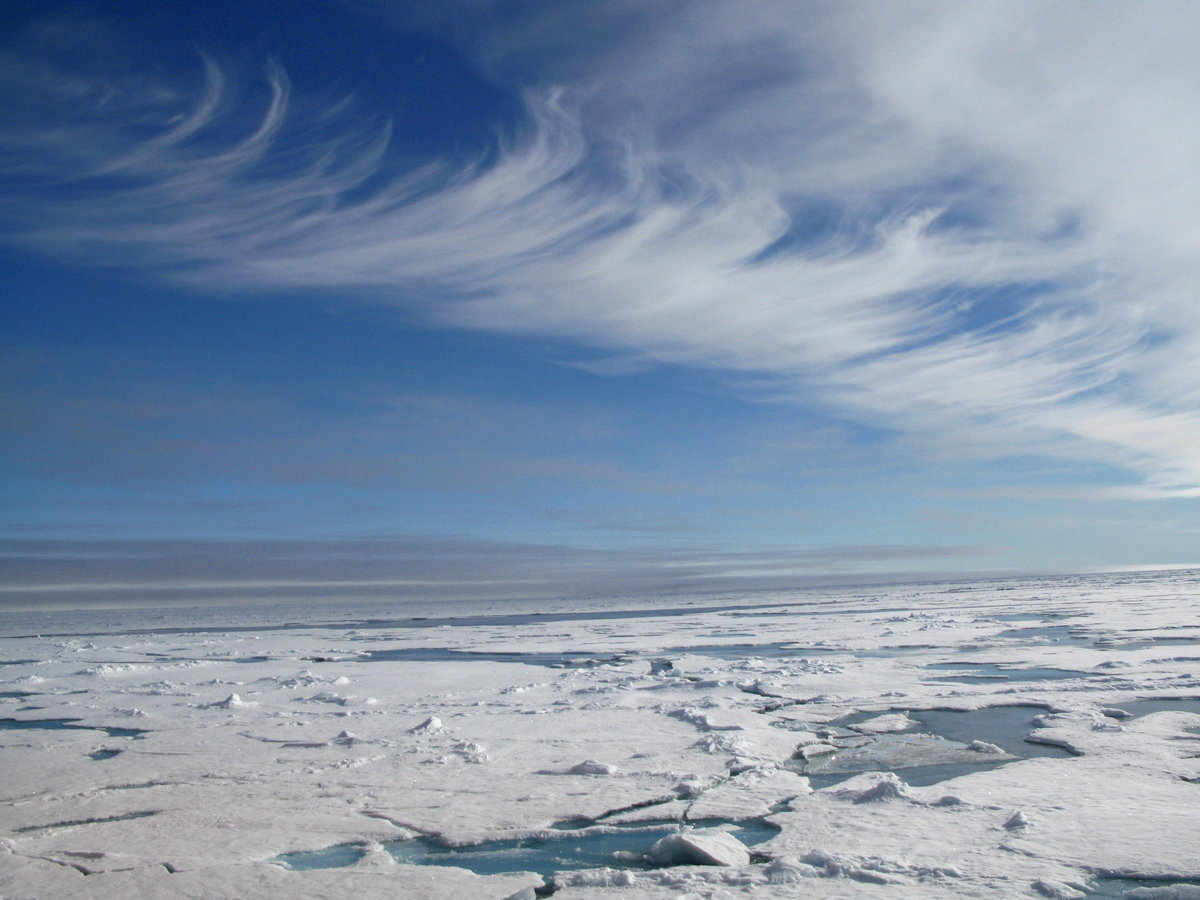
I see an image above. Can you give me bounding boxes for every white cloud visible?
[2,2,1199,494]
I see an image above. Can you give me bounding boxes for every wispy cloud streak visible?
[2,3,1199,494]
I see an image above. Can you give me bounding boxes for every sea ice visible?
[2,569,1198,897]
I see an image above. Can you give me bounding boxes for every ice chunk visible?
[849,713,914,734]
[1033,878,1087,899]
[795,742,837,759]
[277,670,323,688]
[453,740,488,763]
[831,772,915,803]
[1004,810,1030,830]
[760,856,821,883]
[210,693,255,709]
[409,716,444,733]
[672,777,706,798]
[644,829,751,867]
[302,691,348,704]
[566,760,619,775]
[966,740,1005,754]
[667,707,741,731]
[553,869,638,888]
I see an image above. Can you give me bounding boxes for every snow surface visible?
[1,570,1199,897]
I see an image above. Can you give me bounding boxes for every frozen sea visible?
[2,570,1199,898]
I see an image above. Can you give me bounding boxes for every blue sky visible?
[2,1,1199,607]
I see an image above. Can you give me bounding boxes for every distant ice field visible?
[1,570,1199,898]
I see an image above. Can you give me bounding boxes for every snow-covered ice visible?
[1,569,1199,897]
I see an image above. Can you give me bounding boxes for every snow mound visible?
[80,663,137,677]
[831,772,915,804]
[644,830,751,867]
[759,857,821,883]
[566,759,619,775]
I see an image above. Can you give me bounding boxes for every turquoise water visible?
[997,624,1090,643]
[385,820,776,877]
[1108,698,1200,719]
[796,705,1072,788]
[277,819,778,878]
[1085,876,1200,897]
[925,662,1088,682]
[275,843,366,870]
[907,706,1064,755]
[0,717,147,738]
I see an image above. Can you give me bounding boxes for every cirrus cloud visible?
[2,1,1199,497]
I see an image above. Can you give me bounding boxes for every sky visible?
[2,1,1199,608]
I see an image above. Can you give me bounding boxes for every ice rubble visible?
[1,570,1199,897]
